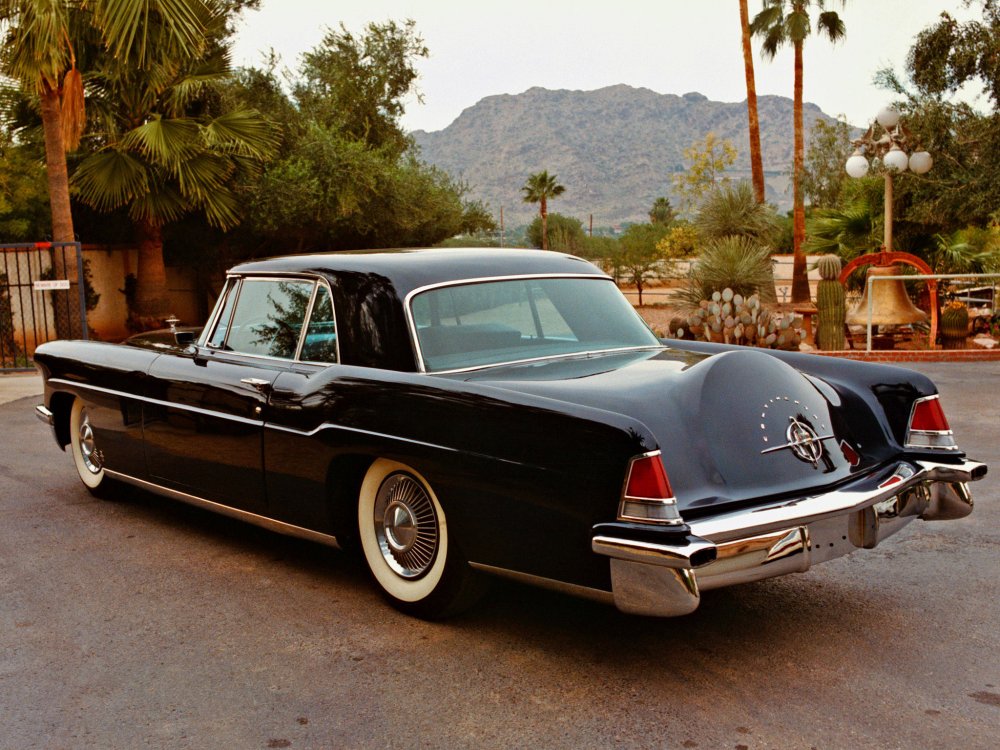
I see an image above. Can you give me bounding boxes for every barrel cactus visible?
[815,255,846,351]
[940,300,969,349]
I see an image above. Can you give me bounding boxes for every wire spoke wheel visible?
[374,473,439,578]
[358,458,486,618]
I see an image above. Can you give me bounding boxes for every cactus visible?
[667,287,805,350]
[815,255,846,351]
[817,254,842,281]
[940,301,969,349]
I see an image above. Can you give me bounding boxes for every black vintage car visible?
[34,249,987,618]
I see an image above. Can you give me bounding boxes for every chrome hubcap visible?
[78,409,102,474]
[374,473,438,579]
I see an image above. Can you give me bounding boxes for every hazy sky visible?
[230,1,985,133]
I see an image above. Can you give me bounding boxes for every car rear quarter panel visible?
[265,364,658,589]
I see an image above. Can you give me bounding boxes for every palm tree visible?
[0,1,211,249]
[74,31,277,326]
[648,196,676,225]
[751,0,846,303]
[521,170,565,251]
[739,0,766,204]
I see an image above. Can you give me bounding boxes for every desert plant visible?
[696,181,780,244]
[666,287,804,350]
[815,254,846,350]
[940,300,969,349]
[679,235,775,306]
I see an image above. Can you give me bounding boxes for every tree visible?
[739,0,766,203]
[72,11,277,326]
[224,34,485,255]
[294,19,428,157]
[802,116,853,209]
[906,0,1000,109]
[648,196,676,225]
[526,213,584,253]
[751,0,846,303]
[0,0,212,250]
[671,132,737,215]
[521,170,565,251]
[618,222,670,305]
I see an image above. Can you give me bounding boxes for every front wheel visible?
[357,459,486,619]
[69,398,118,498]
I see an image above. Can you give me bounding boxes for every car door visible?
[143,276,318,513]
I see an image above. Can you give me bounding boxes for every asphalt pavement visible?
[1,362,998,749]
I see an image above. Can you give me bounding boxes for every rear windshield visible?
[409,277,660,372]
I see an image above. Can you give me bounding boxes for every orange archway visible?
[839,249,939,348]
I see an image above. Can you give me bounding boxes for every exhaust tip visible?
[972,464,988,481]
[690,547,717,568]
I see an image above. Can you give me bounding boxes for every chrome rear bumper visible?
[593,458,986,617]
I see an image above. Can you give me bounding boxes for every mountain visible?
[411,85,849,227]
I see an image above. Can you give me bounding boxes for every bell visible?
[846,265,929,326]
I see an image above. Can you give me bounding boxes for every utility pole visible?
[589,214,593,237]
[500,206,505,247]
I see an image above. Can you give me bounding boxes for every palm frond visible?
[122,115,200,166]
[196,185,241,230]
[175,151,233,203]
[95,0,209,69]
[127,180,190,225]
[73,148,150,212]
[816,11,846,42]
[787,9,811,41]
[202,110,279,159]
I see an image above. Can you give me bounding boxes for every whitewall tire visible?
[358,459,485,618]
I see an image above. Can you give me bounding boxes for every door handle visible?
[240,377,271,391]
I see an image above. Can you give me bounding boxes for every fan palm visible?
[521,170,565,251]
[0,0,212,248]
[751,0,846,303]
[74,37,277,324]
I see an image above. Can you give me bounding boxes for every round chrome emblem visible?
[785,418,823,464]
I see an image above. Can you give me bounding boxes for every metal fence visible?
[0,242,88,371]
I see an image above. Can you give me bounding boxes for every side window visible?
[300,284,338,363]
[224,279,314,359]
[207,280,238,348]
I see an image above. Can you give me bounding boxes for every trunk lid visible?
[454,347,870,516]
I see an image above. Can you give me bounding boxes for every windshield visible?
[409,277,661,372]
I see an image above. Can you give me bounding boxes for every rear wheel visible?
[69,398,117,498]
[358,459,486,618]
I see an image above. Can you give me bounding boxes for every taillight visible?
[619,452,683,525]
[905,395,957,450]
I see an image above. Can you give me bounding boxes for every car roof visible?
[229,247,607,297]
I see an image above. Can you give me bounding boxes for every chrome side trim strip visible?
[48,378,505,463]
[264,420,460,454]
[468,562,615,605]
[424,346,666,377]
[49,379,265,426]
[104,470,341,549]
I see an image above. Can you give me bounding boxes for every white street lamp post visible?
[844,107,932,254]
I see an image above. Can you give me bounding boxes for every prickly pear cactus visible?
[815,255,846,351]
[940,301,969,349]
[666,287,805,350]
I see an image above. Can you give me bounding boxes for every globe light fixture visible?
[883,144,910,172]
[845,150,869,178]
[909,150,933,174]
[876,106,900,129]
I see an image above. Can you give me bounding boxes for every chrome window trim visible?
[201,273,340,367]
[104,470,340,549]
[401,273,659,374]
[200,277,238,348]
